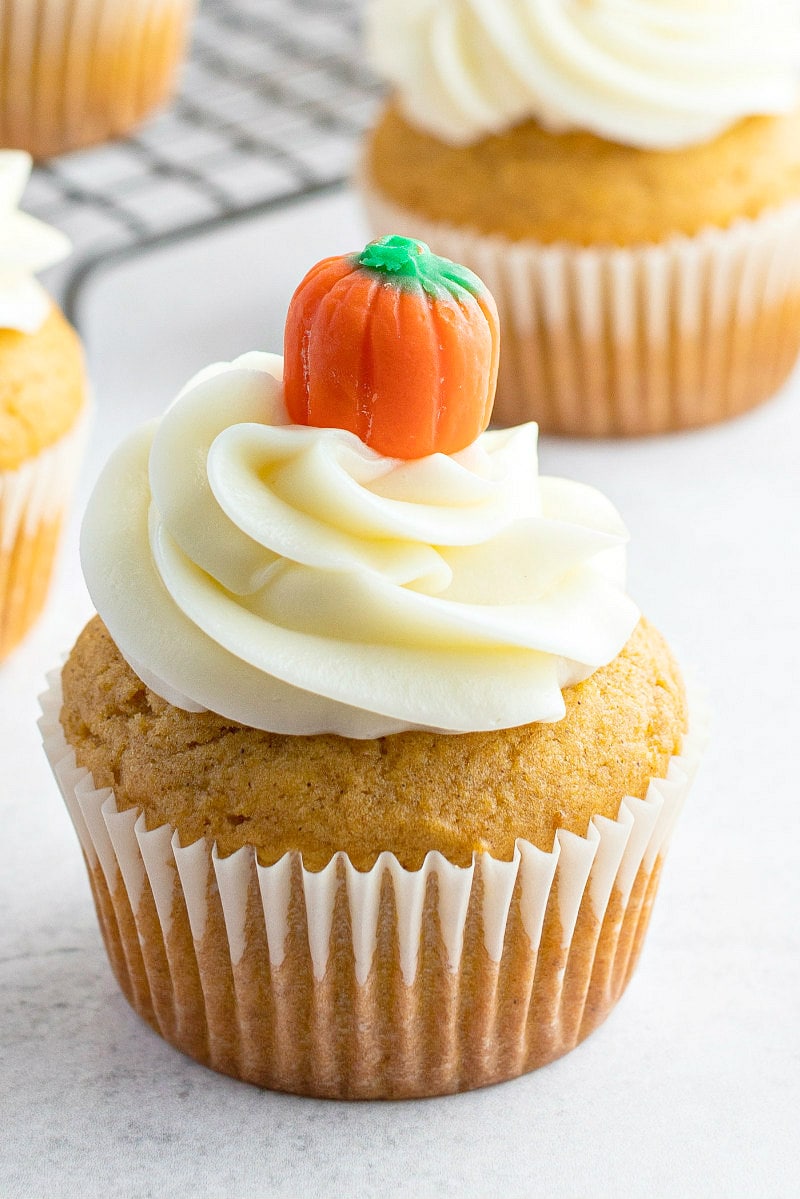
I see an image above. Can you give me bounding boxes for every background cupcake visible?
[0,151,87,658]
[360,0,800,436]
[41,240,704,1098]
[0,0,196,159]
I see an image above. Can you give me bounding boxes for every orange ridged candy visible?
[283,235,499,459]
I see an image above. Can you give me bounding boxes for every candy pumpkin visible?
[283,235,500,459]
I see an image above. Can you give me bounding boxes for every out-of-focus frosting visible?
[366,0,800,149]
[0,151,70,333]
[81,352,640,738]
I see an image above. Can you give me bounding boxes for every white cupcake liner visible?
[360,175,800,436]
[0,0,195,159]
[40,668,705,1097]
[0,411,88,656]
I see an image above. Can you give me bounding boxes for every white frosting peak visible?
[81,353,640,737]
[0,151,71,333]
[367,0,800,149]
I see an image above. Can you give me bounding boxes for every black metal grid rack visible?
[22,0,382,321]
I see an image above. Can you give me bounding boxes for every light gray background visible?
[2,192,798,1198]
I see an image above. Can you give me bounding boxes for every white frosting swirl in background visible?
[366,0,800,149]
[81,353,639,738]
[0,151,71,332]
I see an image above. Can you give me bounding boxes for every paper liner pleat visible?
[40,676,706,1099]
[0,0,195,159]
[360,176,800,437]
[0,415,87,658]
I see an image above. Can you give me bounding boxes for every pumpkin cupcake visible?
[41,238,703,1098]
[0,151,87,658]
[0,0,196,159]
[360,0,800,436]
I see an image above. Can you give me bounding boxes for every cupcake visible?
[0,151,87,658]
[360,1,800,436]
[40,237,704,1098]
[0,0,196,159]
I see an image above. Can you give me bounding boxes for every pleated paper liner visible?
[40,674,705,1099]
[0,0,195,159]
[360,176,800,438]
[0,414,87,658]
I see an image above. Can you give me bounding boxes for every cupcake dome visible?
[43,242,702,1097]
[62,614,685,872]
[361,0,800,436]
[0,152,86,657]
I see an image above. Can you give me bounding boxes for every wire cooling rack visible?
[22,0,382,321]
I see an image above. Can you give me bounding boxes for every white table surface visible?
[2,191,799,1199]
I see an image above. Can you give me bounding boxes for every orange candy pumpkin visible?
[283,236,500,459]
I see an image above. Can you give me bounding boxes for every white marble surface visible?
[1,192,799,1198]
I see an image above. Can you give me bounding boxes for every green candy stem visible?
[356,235,485,301]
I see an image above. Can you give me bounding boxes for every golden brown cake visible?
[361,1,800,436]
[368,105,800,248]
[41,240,703,1097]
[0,153,87,657]
[0,0,195,159]
[61,615,686,872]
[0,307,85,469]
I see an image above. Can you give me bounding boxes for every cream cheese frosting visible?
[0,151,71,333]
[81,352,640,738]
[366,0,800,150]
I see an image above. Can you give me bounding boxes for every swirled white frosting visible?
[366,0,800,149]
[81,352,640,737]
[0,151,70,332]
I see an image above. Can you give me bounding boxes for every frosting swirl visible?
[366,0,800,149]
[81,353,639,738]
[0,151,71,333]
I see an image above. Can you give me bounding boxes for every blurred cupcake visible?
[41,238,703,1098]
[360,0,800,436]
[0,151,87,658]
[0,0,196,159]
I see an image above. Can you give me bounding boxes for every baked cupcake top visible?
[61,613,684,868]
[367,103,800,244]
[0,151,85,470]
[80,238,639,739]
[366,0,800,149]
